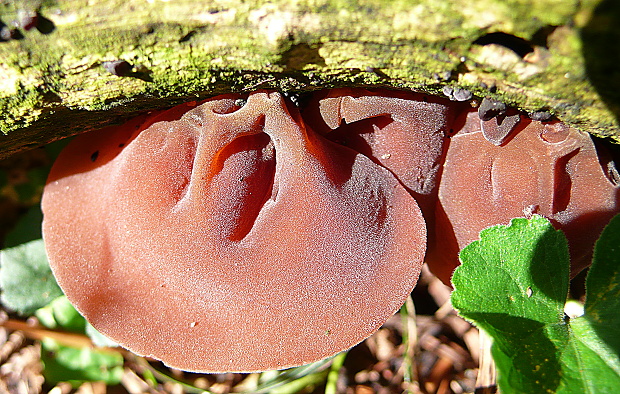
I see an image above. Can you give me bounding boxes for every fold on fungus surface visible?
[41,88,620,373]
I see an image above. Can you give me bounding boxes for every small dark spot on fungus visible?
[0,24,23,41]
[102,60,133,77]
[442,86,472,102]
[452,88,473,102]
[529,110,553,122]
[42,88,620,373]
[478,97,507,121]
[18,10,39,31]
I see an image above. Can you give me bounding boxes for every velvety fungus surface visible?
[42,90,427,373]
[41,88,620,373]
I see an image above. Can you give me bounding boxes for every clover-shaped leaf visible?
[452,215,620,393]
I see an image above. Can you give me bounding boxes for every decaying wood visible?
[1,0,619,158]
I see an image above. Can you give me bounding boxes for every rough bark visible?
[1,0,619,158]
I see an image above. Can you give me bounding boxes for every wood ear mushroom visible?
[42,88,620,373]
[42,91,427,373]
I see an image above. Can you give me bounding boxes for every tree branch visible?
[0,0,618,158]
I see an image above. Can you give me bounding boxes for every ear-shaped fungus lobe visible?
[305,88,458,218]
[42,91,426,373]
[428,110,620,284]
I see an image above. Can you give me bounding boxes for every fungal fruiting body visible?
[429,110,620,283]
[308,89,620,284]
[42,91,427,373]
[41,88,620,373]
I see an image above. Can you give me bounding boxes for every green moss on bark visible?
[0,0,618,158]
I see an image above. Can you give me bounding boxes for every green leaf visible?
[0,239,63,315]
[40,338,124,386]
[35,296,86,333]
[85,322,119,348]
[451,215,620,394]
[35,298,122,384]
[35,296,119,347]
[586,214,620,355]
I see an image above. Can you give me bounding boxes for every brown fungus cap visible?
[303,88,458,209]
[42,91,427,373]
[428,110,620,284]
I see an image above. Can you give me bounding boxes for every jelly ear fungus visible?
[308,89,620,285]
[430,110,620,284]
[42,88,620,373]
[301,88,460,216]
[42,91,427,373]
